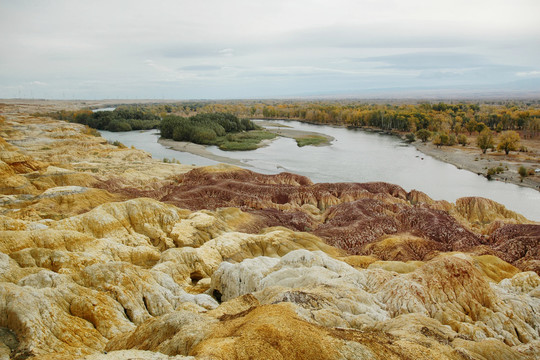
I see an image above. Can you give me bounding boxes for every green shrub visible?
[109,140,126,148]
[218,130,276,150]
[405,133,415,143]
[190,127,217,144]
[416,129,431,142]
[518,165,528,180]
[160,113,260,149]
[107,120,132,132]
[486,166,505,179]
[296,135,327,147]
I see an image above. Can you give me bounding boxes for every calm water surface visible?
[99,130,217,166]
[100,121,540,221]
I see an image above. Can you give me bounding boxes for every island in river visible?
[158,120,334,168]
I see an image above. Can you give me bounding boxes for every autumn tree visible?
[433,133,449,148]
[475,122,488,133]
[457,134,468,146]
[477,129,494,154]
[466,119,478,135]
[497,130,520,155]
[415,129,431,142]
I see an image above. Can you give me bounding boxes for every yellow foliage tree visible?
[497,131,520,155]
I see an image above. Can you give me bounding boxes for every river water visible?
[100,120,540,221]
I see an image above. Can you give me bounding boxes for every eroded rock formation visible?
[0,102,538,359]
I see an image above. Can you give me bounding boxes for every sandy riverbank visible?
[157,138,252,167]
[160,121,539,191]
[412,141,540,191]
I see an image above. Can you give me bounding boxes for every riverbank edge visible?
[410,141,540,192]
[254,118,540,192]
[157,123,334,168]
[157,138,253,168]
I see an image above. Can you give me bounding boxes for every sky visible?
[1,0,540,100]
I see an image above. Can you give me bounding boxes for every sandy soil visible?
[412,140,540,191]
[157,138,252,168]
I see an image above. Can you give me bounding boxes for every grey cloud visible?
[180,65,223,71]
[277,25,473,49]
[161,44,224,58]
[352,53,489,70]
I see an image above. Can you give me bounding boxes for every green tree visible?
[477,129,494,154]
[457,134,468,146]
[497,130,520,155]
[415,129,431,142]
[405,133,415,143]
[475,122,488,133]
[107,120,132,132]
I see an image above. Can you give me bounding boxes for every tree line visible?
[47,106,161,131]
[120,100,539,138]
[159,113,257,144]
[44,100,540,145]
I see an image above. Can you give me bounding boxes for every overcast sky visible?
[1,0,539,99]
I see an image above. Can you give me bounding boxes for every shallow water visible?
[99,130,217,166]
[100,121,540,221]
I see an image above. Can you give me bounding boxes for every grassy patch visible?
[295,135,328,147]
[217,130,276,151]
[108,140,126,148]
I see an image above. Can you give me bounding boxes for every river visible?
[100,120,540,221]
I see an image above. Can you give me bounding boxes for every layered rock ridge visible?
[0,103,538,359]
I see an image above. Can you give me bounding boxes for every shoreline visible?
[159,121,540,192]
[158,123,335,167]
[254,119,335,145]
[411,141,540,192]
[256,118,540,192]
[157,138,253,168]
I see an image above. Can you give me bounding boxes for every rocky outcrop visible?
[453,197,531,233]
[0,196,344,358]
[1,102,538,359]
[104,250,539,359]
[95,164,540,270]
[489,224,540,273]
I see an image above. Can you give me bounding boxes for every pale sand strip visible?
[412,141,540,191]
[264,128,334,145]
[157,138,251,167]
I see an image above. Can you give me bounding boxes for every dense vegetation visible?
[48,106,161,131]
[46,106,272,150]
[134,100,539,154]
[159,113,270,150]
[104,100,540,139]
[43,100,540,153]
